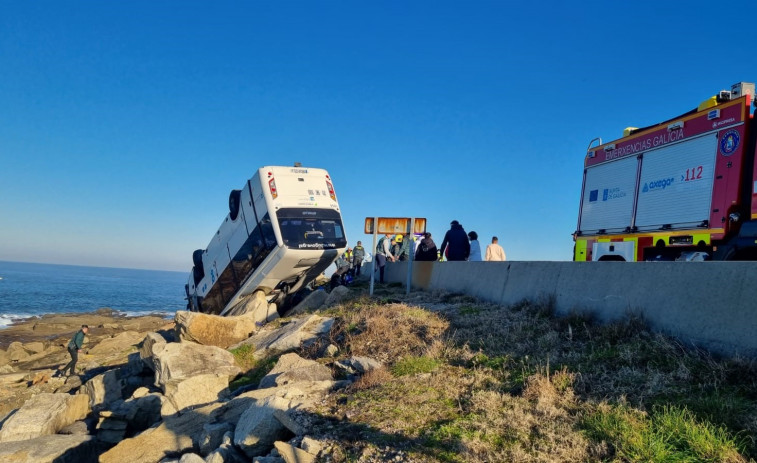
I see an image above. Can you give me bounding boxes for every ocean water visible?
[0,261,187,328]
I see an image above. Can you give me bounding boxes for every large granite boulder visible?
[99,402,223,463]
[88,331,144,356]
[174,311,258,349]
[287,289,327,315]
[275,441,317,463]
[225,290,280,324]
[0,393,89,442]
[139,332,167,371]
[325,285,351,307]
[152,342,241,390]
[233,395,291,458]
[0,434,98,463]
[163,373,230,412]
[258,353,332,389]
[83,368,123,410]
[232,314,334,360]
[6,342,29,362]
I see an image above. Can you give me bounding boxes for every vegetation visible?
[303,290,757,462]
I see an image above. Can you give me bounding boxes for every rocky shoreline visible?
[0,285,357,463]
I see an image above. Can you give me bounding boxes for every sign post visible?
[365,217,427,296]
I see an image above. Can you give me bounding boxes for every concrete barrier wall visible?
[383,261,757,357]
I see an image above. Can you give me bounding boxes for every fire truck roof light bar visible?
[667,121,684,131]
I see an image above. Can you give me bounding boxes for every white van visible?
[185,166,347,315]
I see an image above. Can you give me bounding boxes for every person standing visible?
[439,220,470,261]
[485,236,507,261]
[56,324,88,377]
[396,234,412,261]
[375,233,396,283]
[415,232,438,261]
[468,231,482,261]
[352,241,365,277]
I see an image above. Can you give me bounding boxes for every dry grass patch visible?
[329,298,449,366]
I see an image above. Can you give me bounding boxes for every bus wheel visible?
[229,190,242,221]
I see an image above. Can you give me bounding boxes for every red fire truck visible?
[575,82,757,261]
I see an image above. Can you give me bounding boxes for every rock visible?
[0,364,14,374]
[122,393,164,431]
[83,369,123,410]
[0,393,89,442]
[259,353,332,389]
[0,349,9,367]
[233,395,291,458]
[164,373,230,413]
[206,444,248,463]
[253,457,285,463]
[58,420,91,435]
[88,331,144,355]
[139,332,167,371]
[31,371,52,386]
[0,372,26,385]
[300,436,325,456]
[340,356,383,374]
[325,285,351,307]
[174,311,258,349]
[179,454,205,463]
[6,342,29,362]
[126,352,149,376]
[287,290,328,315]
[226,291,279,324]
[324,344,339,357]
[153,343,241,390]
[274,441,317,463]
[233,315,334,361]
[131,386,150,399]
[99,402,223,463]
[273,408,309,435]
[0,434,97,463]
[22,342,45,354]
[199,421,233,456]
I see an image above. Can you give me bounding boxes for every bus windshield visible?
[277,208,347,250]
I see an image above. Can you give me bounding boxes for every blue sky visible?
[1,1,755,272]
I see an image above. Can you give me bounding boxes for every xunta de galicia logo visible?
[720,129,740,156]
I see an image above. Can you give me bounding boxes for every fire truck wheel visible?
[229,189,242,221]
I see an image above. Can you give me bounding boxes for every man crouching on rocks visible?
[54,324,88,377]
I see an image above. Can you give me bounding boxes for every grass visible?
[228,345,278,392]
[298,288,757,462]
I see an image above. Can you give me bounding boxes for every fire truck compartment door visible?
[635,133,717,230]
[579,155,637,234]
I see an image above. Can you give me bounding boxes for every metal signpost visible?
[364,217,427,296]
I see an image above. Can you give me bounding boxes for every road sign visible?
[364,217,427,235]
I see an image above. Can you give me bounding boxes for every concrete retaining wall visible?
[383,261,757,357]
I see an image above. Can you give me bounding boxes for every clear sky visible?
[1,1,755,272]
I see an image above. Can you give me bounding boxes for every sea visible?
[0,261,187,328]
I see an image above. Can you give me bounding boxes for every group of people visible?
[370,220,507,282]
[438,220,507,262]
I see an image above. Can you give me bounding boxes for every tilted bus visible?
[185,166,347,315]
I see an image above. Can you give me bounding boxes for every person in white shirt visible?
[468,231,482,261]
[485,236,506,261]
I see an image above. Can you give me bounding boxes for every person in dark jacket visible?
[439,220,470,261]
[55,324,88,377]
[352,241,366,277]
[415,232,438,261]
